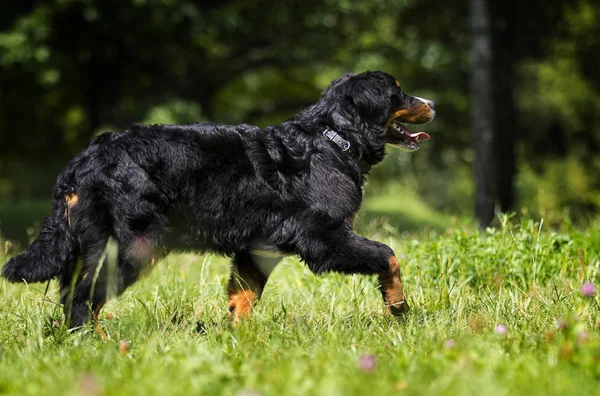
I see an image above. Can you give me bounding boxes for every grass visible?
[360,184,460,232]
[1,213,600,395]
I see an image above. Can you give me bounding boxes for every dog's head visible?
[323,71,436,152]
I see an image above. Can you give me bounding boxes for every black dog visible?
[2,71,435,329]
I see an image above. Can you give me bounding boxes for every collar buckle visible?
[323,128,351,152]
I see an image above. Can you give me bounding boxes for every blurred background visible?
[0,0,599,245]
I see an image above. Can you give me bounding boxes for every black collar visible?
[322,127,371,173]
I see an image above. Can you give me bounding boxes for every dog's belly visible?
[249,248,289,276]
[250,248,285,258]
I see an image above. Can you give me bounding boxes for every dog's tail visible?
[2,194,77,283]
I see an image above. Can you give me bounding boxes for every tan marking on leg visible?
[378,256,409,316]
[226,252,274,323]
[92,302,108,341]
[227,290,258,322]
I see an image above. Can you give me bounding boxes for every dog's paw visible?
[386,300,410,317]
[227,290,258,322]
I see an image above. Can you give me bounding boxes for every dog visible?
[2,71,435,330]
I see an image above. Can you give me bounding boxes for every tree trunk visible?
[492,0,517,213]
[470,0,496,227]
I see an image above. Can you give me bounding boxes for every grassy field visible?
[1,213,600,395]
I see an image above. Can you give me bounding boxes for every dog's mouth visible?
[386,120,431,152]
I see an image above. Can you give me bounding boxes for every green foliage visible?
[142,99,206,126]
[517,157,600,224]
[513,0,600,219]
[1,0,600,223]
[0,200,50,248]
[359,183,464,233]
[1,218,600,394]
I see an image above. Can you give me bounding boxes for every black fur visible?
[2,71,435,327]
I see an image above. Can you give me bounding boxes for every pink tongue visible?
[409,132,431,141]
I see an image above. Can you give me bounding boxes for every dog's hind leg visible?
[62,273,110,331]
[61,230,130,333]
[92,300,108,340]
[69,236,161,335]
[61,238,115,331]
[227,250,281,322]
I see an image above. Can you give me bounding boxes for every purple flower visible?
[358,354,377,372]
[495,324,507,335]
[78,373,102,396]
[580,282,596,297]
[577,331,590,344]
[556,318,568,331]
[443,339,455,349]
[118,340,130,354]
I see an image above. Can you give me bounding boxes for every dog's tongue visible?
[409,132,430,141]
[393,121,431,142]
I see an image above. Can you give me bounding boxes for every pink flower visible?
[443,339,455,349]
[118,340,130,354]
[580,282,596,297]
[495,324,507,335]
[358,354,377,372]
[577,331,590,345]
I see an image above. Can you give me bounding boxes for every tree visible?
[0,0,407,198]
[470,0,495,226]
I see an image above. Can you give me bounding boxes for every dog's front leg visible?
[378,255,410,315]
[227,250,281,322]
[297,227,409,316]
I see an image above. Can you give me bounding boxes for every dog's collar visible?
[322,127,371,173]
[322,128,351,152]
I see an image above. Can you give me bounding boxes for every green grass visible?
[360,185,460,232]
[1,216,600,395]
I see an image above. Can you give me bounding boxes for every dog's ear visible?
[346,79,390,125]
[329,103,354,130]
